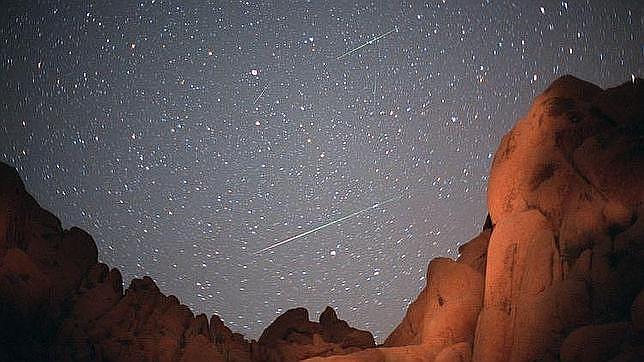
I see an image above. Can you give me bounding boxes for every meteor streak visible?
[336,26,399,60]
[254,196,401,254]
[253,84,269,105]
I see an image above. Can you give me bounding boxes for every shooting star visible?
[372,77,377,100]
[254,196,401,254]
[336,26,399,60]
[253,84,269,105]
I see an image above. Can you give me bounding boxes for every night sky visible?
[1,1,641,341]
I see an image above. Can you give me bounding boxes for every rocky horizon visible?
[1,75,643,361]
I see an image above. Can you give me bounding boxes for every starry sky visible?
[0,1,641,342]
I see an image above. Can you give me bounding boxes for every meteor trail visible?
[336,26,398,60]
[253,84,269,105]
[254,196,401,254]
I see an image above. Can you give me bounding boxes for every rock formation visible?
[0,162,374,361]
[1,75,643,361]
[477,75,644,362]
[253,306,374,361]
[306,76,644,361]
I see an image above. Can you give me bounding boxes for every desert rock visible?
[1,76,643,361]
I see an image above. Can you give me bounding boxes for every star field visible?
[1,1,641,341]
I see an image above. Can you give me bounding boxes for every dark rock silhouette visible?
[1,75,643,361]
[255,306,374,361]
[0,162,373,361]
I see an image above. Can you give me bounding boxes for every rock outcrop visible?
[1,75,642,361]
[0,162,374,361]
[307,76,644,362]
[475,75,644,362]
[254,306,374,361]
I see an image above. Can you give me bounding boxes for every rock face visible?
[306,76,644,362]
[254,307,374,361]
[384,256,485,354]
[1,75,643,362]
[474,75,644,362]
[0,162,374,361]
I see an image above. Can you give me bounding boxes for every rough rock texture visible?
[309,76,644,362]
[0,162,374,361]
[474,75,644,362]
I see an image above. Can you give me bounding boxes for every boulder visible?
[385,257,483,361]
[256,306,375,361]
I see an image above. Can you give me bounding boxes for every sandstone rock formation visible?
[0,162,374,361]
[1,75,642,361]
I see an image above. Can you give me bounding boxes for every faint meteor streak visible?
[253,84,269,105]
[254,196,401,254]
[336,26,399,60]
